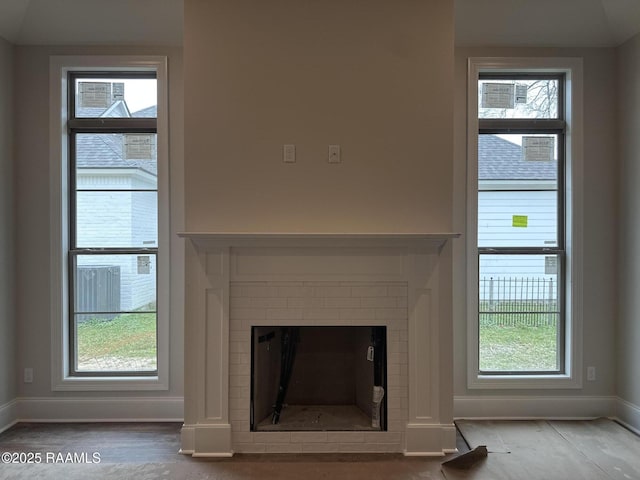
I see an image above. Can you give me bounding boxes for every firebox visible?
[251,326,387,432]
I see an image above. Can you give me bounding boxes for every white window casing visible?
[466,57,584,389]
[49,56,169,391]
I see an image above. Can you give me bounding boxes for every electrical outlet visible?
[587,366,596,381]
[24,368,33,383]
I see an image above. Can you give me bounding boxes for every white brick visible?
[230,307,266,320]
[396,296,408,308]
[290,432,328,443]
[327,432,364,443]
[229,363,251,375]
[387,408,405,421]
[356,443,401,453]
[276,286,306,298]
[229,375,250,387]
[302,443,339,453]
[338,308,375,320]
[229,386,250,399]
[267,308,303,320]
[230,297,252,308]
[253,432,292,443]
[251,297,288,308]
[230,421,249,431]
[229,331,249,343]
[230,408,246,421]
[362,432,403,444]
[361,297,398,308]
[388,285,408,297]
[229,341,250,353]
[324,297,360,308]
[303,308,340,320]
[312,286,351,297]
[266,443,303,453]
[229,353,250,365]
[232,432,253,444]
[243,285,278,297]
[234,443,266,453]
[375,308,407,320]
[351,286,388,297]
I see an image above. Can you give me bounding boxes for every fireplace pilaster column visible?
[181,242,233,457]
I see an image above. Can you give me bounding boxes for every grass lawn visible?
[479,324,558,371]
[77,313,157,370]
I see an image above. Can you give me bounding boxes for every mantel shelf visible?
[178,232,461,250]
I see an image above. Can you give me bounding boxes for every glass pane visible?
[479,78,559,119]
[478,134,558,248]
[75,313,157,372]
[75,191,157,248]
[74,254,156,314]
[479,254,560,372]
[75,78,157,118]
[76,133,157,189]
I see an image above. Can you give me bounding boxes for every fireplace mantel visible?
[178,232,460,249]
[179,231,459,457]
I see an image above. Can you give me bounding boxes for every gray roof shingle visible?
[75,101,157,177]
[479,135,557,181]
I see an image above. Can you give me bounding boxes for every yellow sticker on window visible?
[512,215,528,228]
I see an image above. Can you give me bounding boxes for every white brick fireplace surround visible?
[178,233,458,457]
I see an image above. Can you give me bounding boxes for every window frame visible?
[466,57,584,389]
[50,56,169,390]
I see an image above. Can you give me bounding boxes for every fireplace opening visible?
[251,326,387,432]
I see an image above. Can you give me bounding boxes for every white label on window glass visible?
[125,134,155,160]
[545,256,558,275]
[481,83,515,109]
[515,84,528,104]
[523,136,554,162]
[137,256,151,275]
[78,82,111,108]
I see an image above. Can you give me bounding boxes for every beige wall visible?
[0,36,16,407]
[14,45,184,399]
[184,0,454,233]
[453,47,619,398]
[618,32,640,408]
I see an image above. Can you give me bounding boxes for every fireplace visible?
[251,325,387,432]
[179,233,458,456]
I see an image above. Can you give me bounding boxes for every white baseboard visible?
[614,397,640,435]
[454,395,616,419]
[15,396,184,422]
[0,398,19,433]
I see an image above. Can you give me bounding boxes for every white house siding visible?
[478,190,559,302]
[76,172,156,312]
[478,190,557,248]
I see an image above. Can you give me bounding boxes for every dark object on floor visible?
[441,445,488,469]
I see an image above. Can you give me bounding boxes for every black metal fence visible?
[479,277,558,327]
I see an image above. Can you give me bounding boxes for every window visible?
[69,73,158,376]
[467,58,583,388]
[50,57,169,390]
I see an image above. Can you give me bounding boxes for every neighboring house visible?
[75,88,157,313]
[478,134,558,302]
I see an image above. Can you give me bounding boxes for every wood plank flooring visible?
[453,419,640,480]
[0,419,637,479]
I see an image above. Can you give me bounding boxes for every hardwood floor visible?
[0,419,637,479]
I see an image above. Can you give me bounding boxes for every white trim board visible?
[614,397,640,436]
[454,395,616,420]
[14,396,183,422]
[0,399,19,434]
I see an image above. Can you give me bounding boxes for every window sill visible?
[468,373,582,390]
[53,375,168,392]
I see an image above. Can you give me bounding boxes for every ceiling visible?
[0,0,639,48]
